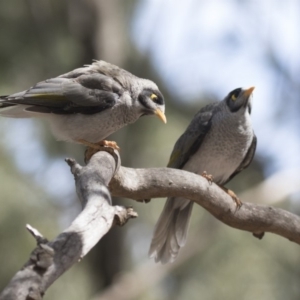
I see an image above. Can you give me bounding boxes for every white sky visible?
[132,0,300,174]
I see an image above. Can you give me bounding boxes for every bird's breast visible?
[183,114,253,184]
[48,104,139,143]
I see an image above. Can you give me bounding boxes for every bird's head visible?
[137,87,166,124]
[225,87,255,114]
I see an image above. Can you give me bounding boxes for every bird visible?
[149,87,256,264]
[0,60,166,151]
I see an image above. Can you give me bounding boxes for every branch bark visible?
[0,150,136,300]
[110,166,300,244]
[1,149,300,299]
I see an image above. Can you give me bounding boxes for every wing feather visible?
[167,102,219,169]
[0,67,124,115]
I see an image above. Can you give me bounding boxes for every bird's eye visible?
[150,94,158,101]
[230,88,241,101]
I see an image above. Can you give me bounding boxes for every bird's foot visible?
[97,140,120,151]
[201,171,214,185]
[220,186,242,211]
[78,139,120,151]
[77,139,120,163]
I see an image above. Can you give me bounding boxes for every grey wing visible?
[225,133,257,184]
[60,60,136,87]
[167,102,219,169]
[0,71,124,115]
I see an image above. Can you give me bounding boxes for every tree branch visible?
[2,149,300,299]
[0,150,136,300]
[110,165,300,244]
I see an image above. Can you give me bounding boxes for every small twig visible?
[65,157,82,177]
[114,206,138,226]
[26,224,48,245]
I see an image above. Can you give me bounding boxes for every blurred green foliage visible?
[0,1,299,300]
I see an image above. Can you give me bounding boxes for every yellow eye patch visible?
[150,94,158,101]
[231,94,237,101]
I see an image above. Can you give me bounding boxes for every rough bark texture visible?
[110,166,300,244]
[0,150,136,300]
[1,149,300,299]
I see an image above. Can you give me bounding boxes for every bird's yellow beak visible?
[244,86,255,97]
[154,108,167,124]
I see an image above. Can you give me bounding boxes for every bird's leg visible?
[77,139,120,151]
[201,172,241,210]
[77,139,120,163]
[219,186,242,211]
[201,171,214,185]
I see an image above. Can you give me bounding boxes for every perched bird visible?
[149,87,256,264]
[0,60,166,149]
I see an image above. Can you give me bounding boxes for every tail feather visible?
[0,96,32,118]
[149,197,193,264]
[175,202,193,247]
[0,95,10,105]
[0,93,39,118]
[0,95,15,112]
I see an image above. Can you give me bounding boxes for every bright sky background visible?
[132,0,300,175]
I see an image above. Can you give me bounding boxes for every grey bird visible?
[0,60,166,148]
[149,87,256,264]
